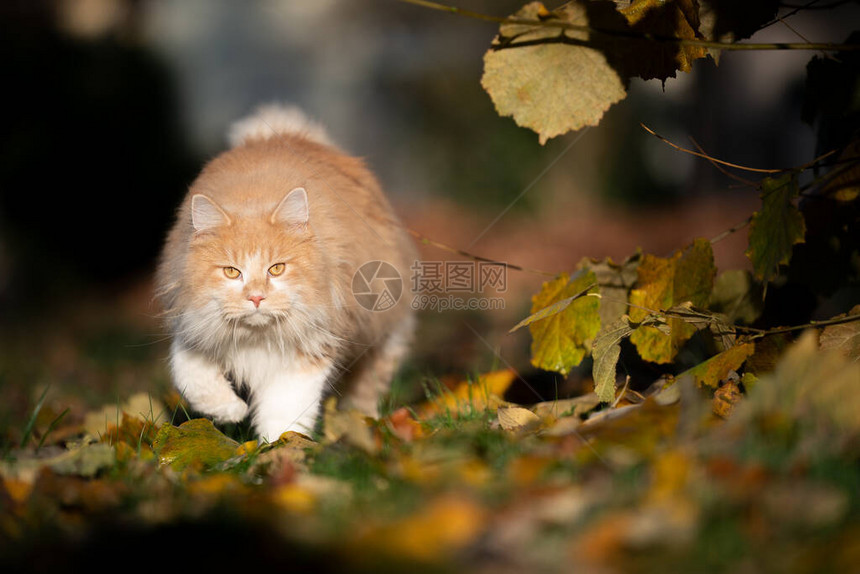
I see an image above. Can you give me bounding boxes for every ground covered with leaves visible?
[1,329,857,573]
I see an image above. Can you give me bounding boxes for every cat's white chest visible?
[226,345,295,388]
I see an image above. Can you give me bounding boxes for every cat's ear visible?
[191,194,231,232]
[271,187,309,227]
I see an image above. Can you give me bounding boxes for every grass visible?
[1,305,859,573]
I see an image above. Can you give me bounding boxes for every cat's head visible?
[181,187,326,336]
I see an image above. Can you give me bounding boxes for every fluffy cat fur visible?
[156,105,417,441]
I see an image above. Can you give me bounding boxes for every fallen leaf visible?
[729,331,860,442]
[531,393,602,419]
[351,494,487,563]
[712,380,743,419]
[151,419,240,471]
[83,392,166,439]
[416,369,516,419]
[323,397,377,454]
[0,442,115,484]
[497,407,541,431]
[385,407,424,442]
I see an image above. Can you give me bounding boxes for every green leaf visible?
[528,270,601,375]
[745,174,806,285]
[152,419,240,471]
[628,238,716,364]
[679,342,755,389]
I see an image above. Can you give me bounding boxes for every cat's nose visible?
[248,294,265,308]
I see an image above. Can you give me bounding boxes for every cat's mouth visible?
[241,311,275,327]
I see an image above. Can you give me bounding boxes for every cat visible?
[155,104,417,442]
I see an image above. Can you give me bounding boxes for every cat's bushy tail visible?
[227,104,334,149]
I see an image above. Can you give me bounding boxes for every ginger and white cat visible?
[156,105,417,441]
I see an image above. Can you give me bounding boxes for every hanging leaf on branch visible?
[481,1,628,144]
[678,342,755,389]
[526,270,600,375]
[481,0,717,143]
[628,238,716,364]
[745,173,806,287]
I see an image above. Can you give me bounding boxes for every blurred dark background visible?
[0,0,857,425]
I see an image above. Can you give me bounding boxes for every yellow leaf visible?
[629,239,716,364]
[273,484,316,514]
[353,495,487,563]
[713,380,743,419]
[497,406,541,432]
[680,342,755,389]
[152,419,239,471]
[482,1,628,144]
[415,369,516,419]
[322,397,377,453]
[528,271,600,375]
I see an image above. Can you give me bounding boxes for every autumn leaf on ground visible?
[415,369,516,419]
[713,379,742,419]
[323,396,377,454]
[629,238,716,364]
[745,173,806,286]
[527,270,600,375]
[347,494,487,564]
[728,331,860,444]
[0,441,115,485]
[83,392,166,440]
[497,406,541,432]
[152,418,240,471]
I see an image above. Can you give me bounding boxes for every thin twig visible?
[406,228,557,276]
[641,124,784,173]
[689,136,759,185]
[710,216,753,245]
[731,313,860,339]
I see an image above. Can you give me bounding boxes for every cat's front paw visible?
[207,397,250,423]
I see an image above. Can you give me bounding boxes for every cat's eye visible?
[268,263,286,277]
[223,266,241,279]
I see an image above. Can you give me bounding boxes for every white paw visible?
[207,397,249,423]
